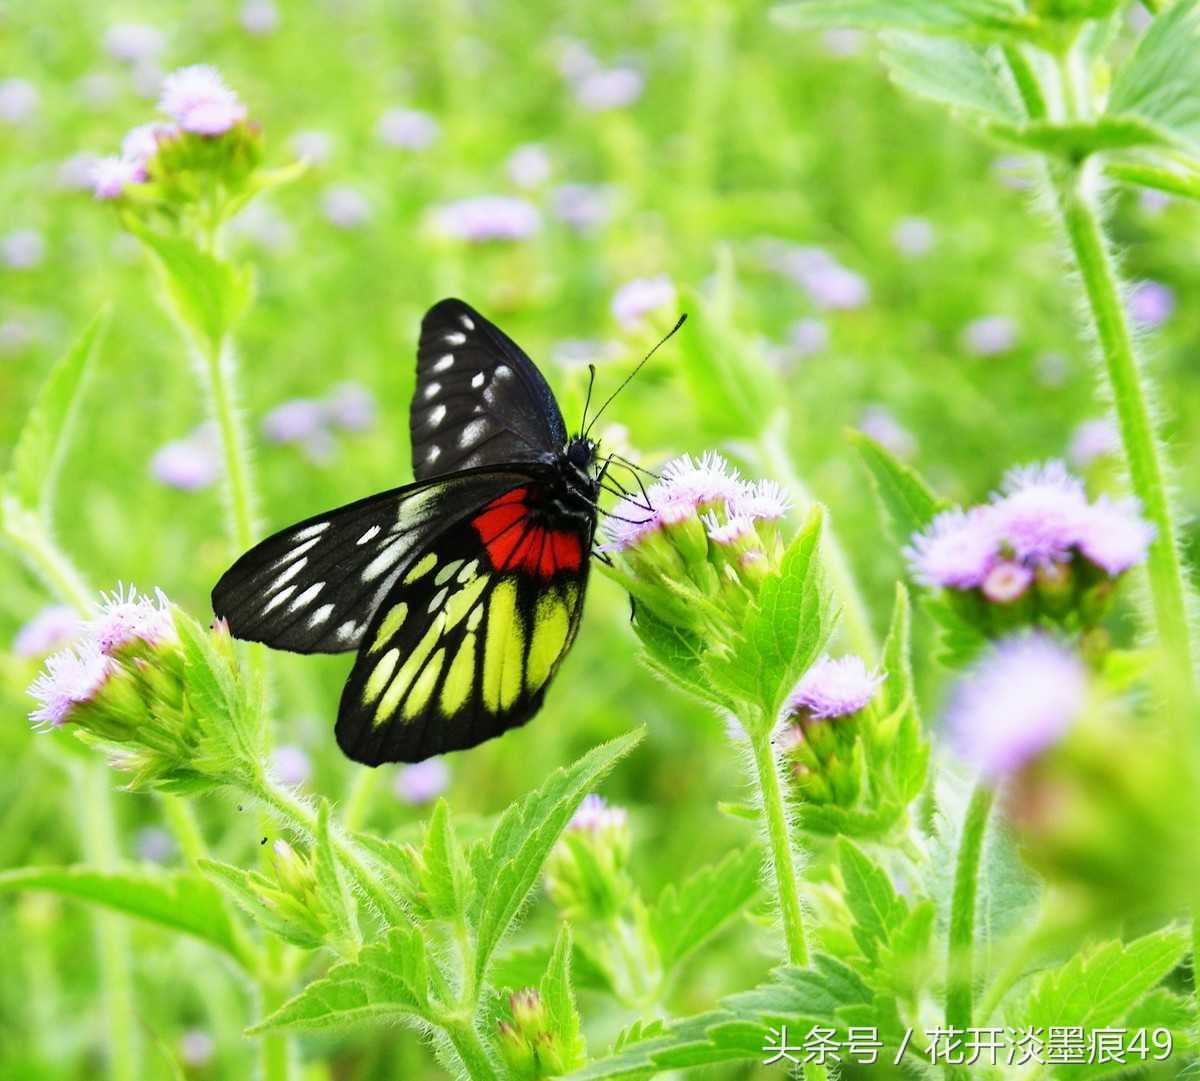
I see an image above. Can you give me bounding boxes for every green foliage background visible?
[1,1,1198,1078]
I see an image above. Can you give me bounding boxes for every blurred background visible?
[1,1,1197,1077]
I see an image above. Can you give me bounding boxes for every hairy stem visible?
[946,783,995,1035]
[257,974,294,1081]
[444,1020,502,1081]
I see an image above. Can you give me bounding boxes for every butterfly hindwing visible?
[412,298,568,479]
[336,481,591,764]
[211,470,531,654]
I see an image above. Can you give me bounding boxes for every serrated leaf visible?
[316,800,359,950]
[541,925,586,1070]
[470,729,644,984]
[874,901,935,1002]
[249,924,431,1033]
[848,430,946,548]
[881,33,1024,123]
[0,865,251,967]
[172,606,256,763]
[491,942,613,995]
[422,798,471,920]
[1109,0,1200,154]
[649,846,762,970]
[199,858,324,950]
[1022,927,1189,1032]
[129,225,252,353]
[2,312,106,513]
[837,840,908,964]
[771,0,1035,40]
[630,604,730,711]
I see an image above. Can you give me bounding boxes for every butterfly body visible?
[213,299,608,765]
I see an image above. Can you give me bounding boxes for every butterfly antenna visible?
[583,313,687,438]
[579,363,598,434]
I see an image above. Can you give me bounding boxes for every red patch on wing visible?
[471,488,584,580]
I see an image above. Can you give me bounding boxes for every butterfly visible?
[212,298,679,765]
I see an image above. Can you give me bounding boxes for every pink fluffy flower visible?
[1075,496,1156,576]
[569,794,628,832]
[784,655,884,720]
[905,507,999,589]
[611,275,676,329]
[394,759,449,804]
[990,460,1090,567]
[13,606,80,659]
[157,65,246,135]
[27,642,115,729]
[90,155,147,199]
[90,585,176,655]
[433,196,541,242]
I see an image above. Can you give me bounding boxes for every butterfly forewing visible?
[336,481,591,764]
[412,298,567,479]
[211,471,530,654]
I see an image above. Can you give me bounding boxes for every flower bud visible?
[544,796,632,922]
[496,988,577,1080]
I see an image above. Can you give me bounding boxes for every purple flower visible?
[569,794,627,832]
[272,744,312,787]
[433,196,541,242]
[1128,280,1175,328]
[104,23,165,64]
[963,315,1018,357]
[0,78,39,125]
[550,183,615,232]
[731,479,791,523]
[981,561,1034,604]
[179,1029,216,1069]
[150,428,220,490]
[290,129,333,165]
[787,317,830,357]
[394,759,449,804]
[905,507,999,589]
[158,65,246,135]
[241,0,279,35]
[13,606,80,659]
[784,655,883,720]
[121,121,175,165]
[611,274,676,329]
[27,642,114,729]
[574,68,643,111]
[59,152,102,191]
[946,634,1087,778]
[90,155,147,200]
[136,826,176,863]
[90,585,175,655]
[990,461,1089,567]
[892,216,935,257]
[377,108,440,151]
[263,399,326,443]
[1075,496,1156,576]
[321,185,371,229]
[805,263,870,311]
[703,512,755,546]
[858,405,916,460]
[2,230,45,270]
[324,382,377,432]
[506,144,552,189]
[1067,418,1120,468]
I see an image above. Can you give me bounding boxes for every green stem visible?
[946,783,994,1034]
[341,769,380,834]
[257,976,293,1081]
[1105,160,1200,202]
[757,423,879,661]
[82,765,140,1081]
[1002,45,1047,120]
[200,337,258,551]
[1052,165,1196,709]
[444,1020,502,1081]
[158,794,208,866]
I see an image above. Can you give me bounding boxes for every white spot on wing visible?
[292,522,329,541]
[459,419,487,447]
[337,620,359,642]
[460,313,475,330]
[424,382,441,400]
[427,445,441,464]
[471,372,485,389]
[274,536,321,567]
[445,331,466,345]
[483,386,496,405]
[262,585,296,614]
[494,364,512,380]
[363,539,408,581]
[434,354,454,372]
[427,404,447,428]
[289,582,324,611]
[357,525,381,545]
[308,603,335,627]
[268,558,307,594]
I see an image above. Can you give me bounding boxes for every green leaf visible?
[199,858,324,950]
[248,924,431,1033]
[987,115,1177,158]
[2,312,107,513]
[648,846,762,970]
[848,429,946,548]
[880,33,1024,123]
[128,225,252,354]
[630,603,730,711]
[541,925,586,1071]
[1109,0,1200,155]
[924,592,989,669]
[0,864,251,968]
[1022,926,1190,1032]
[836,840,908,964]
[1106,158,1200,203]
[422,798,471,920]
[874,900,936,1002]
[877,583,913,720]
[469,729,644,984]
[491,943,614,996]
[771,0,1036,40]
[316,800,360,949]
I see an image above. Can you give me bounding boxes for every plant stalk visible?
[946,783,995,1034]
[445,1020,502,1081]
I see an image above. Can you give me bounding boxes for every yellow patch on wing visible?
[527,591,570,692]
[370,603,408,653]
[440,632,476,716]
[376,612,445,724]
[443,573,489,632]
[483,579,524,712]
[404,647,445,719]
[403,552,438,584]
[362,647,400,704]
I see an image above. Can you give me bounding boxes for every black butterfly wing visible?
[211,470,531,654]
[412,298,568,479]
[336,481,592,764]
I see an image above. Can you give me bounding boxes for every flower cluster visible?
[778,655,884,806]
[496,987,582,1079]
[261,382,377,464]
[25,586,243,791]
[905,461,1154,634]
[604,452,790,635]
[544,795,632,923]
